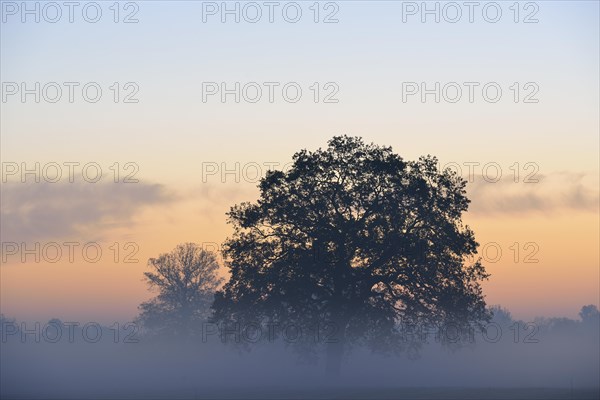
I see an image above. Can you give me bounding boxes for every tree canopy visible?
[137,243,222,338]
[212,136,490,373]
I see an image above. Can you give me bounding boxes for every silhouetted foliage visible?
[489,305,514,326]
[0,314,19,339]
[212,136,491,374]
[579,304,600,328]
[137,243,222,338]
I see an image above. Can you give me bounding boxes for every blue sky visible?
[1,1,598,322]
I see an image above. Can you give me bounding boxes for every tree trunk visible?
[325,257,351,377]
[325,314,347,378]
[325,335,345,377]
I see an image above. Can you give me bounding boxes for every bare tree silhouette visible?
[137,243,222,338]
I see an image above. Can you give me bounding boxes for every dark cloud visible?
[467,172,599,215]
[2,171,595,244]
[1,182,176,242]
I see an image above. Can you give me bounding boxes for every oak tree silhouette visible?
[212,136,490,375]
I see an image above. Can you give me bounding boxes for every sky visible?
[1,0,599,324]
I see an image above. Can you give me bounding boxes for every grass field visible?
[5,387,599,400]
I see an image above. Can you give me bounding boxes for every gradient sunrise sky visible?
[1,1,598,324]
